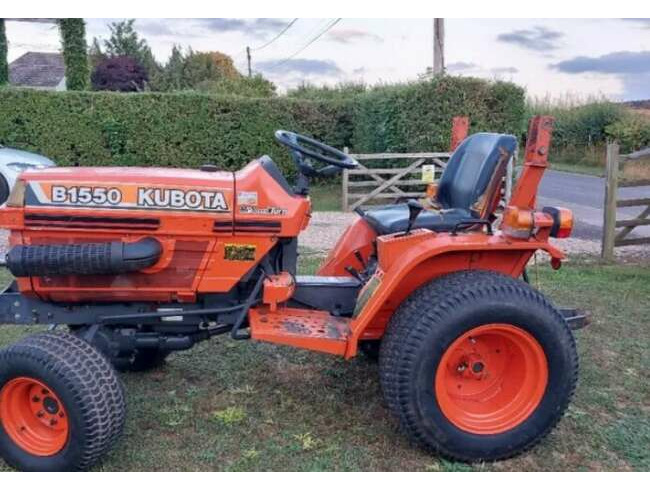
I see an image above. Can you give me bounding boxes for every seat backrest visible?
[437,132,517,217]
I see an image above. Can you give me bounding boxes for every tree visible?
[91,55,148,92]
[150,44,184,91]
[59,19,90,91]
[0,19,7,85]
[88,37,106,69]
[103,19,160,77]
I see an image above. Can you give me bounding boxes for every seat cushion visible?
[360,204,473,235]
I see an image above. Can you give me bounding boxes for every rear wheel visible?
[380,270,578,462]
[0,332,125,471]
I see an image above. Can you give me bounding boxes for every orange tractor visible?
[0,115,585,471]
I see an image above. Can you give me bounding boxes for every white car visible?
[0,146,57,205]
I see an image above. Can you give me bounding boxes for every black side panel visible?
[290,275,361,316]
[6,238,162,277]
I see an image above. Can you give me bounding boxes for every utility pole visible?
[433,18,445,75]
[246,46,252,77]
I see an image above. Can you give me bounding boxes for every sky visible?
[5,18,650,101]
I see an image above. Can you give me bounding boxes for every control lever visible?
[403,199,424,236]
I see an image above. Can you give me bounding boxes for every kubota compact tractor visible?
[0,115,586,471]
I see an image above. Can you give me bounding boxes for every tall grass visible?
[527,94,650,166]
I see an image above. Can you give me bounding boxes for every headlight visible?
[6,162,45,172]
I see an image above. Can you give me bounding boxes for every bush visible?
[351,76,526,153]
[527,99,624,149]
[91,56,148,92]
[605,112,650,153]
[0,76,525,177]
[0,89,353,175]
[195,75,276,98]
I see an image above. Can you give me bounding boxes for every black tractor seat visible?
[358,206,473,236]
[359,132,518,235]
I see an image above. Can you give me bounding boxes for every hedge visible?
[0,76,525,176]
[352,76,526,153]
[0,89,353,176]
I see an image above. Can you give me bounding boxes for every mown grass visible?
[0,259,648,471]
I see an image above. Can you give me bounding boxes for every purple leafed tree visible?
[91,55,148,92]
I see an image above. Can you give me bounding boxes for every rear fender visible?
[345,229,564,358]
[317,216,376,276]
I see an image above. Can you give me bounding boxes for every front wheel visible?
[0,332,126,471]
[380,270,578,462]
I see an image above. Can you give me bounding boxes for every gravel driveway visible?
[303,212,650,262]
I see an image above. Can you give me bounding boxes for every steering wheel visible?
[274,130,358,177]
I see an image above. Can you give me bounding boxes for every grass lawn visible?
[0,259,648,471]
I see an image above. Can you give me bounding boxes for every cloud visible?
[447,61,479,72]
[621,18,650,28]
[446,62,517,76]
[551,51,650,100]
[255,58,342,76]
[197,18,286,37]
[497,26,563,52]
[551,51,650,74]
[327,29,383,44]
[492,66,519,74]
[136,18,290,39]
[137,21,179,37]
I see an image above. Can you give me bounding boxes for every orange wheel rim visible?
[435,324,548,434]
[0,377,69,456]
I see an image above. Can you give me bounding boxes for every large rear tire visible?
[0,332,126,471]
[379,270,578,462]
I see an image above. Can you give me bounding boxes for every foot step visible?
[249,306,350,355]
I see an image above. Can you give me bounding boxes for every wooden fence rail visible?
[602,144,650,261]
[341,151,451,211]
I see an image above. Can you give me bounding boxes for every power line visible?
[268,18,341,69]
[250,18,298,52]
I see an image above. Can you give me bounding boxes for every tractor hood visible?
[15,166,235,213]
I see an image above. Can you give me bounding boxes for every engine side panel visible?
[0,161,311,303]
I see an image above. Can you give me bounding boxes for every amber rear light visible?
[543,207,573,238]
[6,180,26,207]
[501,206,534,239]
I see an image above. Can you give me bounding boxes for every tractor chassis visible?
[0,278,589,355]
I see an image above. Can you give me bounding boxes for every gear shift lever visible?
[404,199,424,235]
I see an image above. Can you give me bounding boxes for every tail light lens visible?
[502,206,534,239]
[543,207,573,238]
[6,180,26,207]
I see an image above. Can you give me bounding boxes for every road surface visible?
[538,170,650,240]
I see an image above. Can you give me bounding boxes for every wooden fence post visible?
[602,143,619,261]
[342,147,349,211]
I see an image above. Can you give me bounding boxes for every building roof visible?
[9,52,65,88]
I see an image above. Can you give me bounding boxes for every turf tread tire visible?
[379,270,578,462]
[0,332,126,471]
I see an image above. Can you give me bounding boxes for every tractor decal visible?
[25,182,231,213]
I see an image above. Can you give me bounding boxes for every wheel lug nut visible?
[41,389,49,395]
[32,396,40,403]
[37,411,45,418]
[50,419,58,426]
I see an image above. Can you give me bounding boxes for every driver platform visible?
[249,306,351,355]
